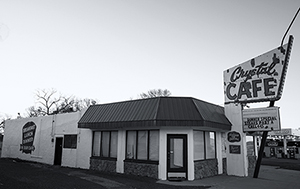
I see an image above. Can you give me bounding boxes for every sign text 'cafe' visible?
[224,37,293,104]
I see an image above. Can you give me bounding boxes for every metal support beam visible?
[253,130,268,178]
[253,101,275,178]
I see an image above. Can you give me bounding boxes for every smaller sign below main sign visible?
[243,107,281,132]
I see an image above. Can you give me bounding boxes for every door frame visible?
[166,134,188,180]
[54,137,63,165]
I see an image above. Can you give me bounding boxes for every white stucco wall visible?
[2,116,55,164]
[1,109,91,169]
[225,103,248,176]
[76,128,92,169]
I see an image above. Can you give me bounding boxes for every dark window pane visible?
[110,131,118,158]
[137,131,148,160]
[126,131,136,159]
[149,130,159,160]
[101,132,110,157]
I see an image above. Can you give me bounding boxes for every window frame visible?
[125,130,159,164]
[194,130,216,161]
[63,134,77,149]
[92,131,118,160]
[205,131,216,159]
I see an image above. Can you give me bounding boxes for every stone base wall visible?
[248,155,256,168]
[124,161,158,179]
[90,157,116,172]
[194,159,218,179]
[222,158,227,175]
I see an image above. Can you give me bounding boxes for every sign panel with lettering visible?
[224,36,293,104]
[20,121,37,154]
[266,141,278,147]
[227,131,241,143]
[268,128,292,136]
[229,145,241,154]
[243,107,281,132]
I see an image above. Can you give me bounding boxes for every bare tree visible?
[27,89,98,117]
[0,114,11,133]
[139,89,171,99]
[26,106,43,117]
[35,89,61,115]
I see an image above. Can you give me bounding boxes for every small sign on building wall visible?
[242,107,281,132]
[227,131,241,143]
[229,145,241,154]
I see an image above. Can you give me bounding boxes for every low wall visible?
[194,159,218,179]
[90,157,116,172]
[124,161,158,179]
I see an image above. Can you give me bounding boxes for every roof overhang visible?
[78,97,232,131]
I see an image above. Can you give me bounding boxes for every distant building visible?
[264,128,300,159]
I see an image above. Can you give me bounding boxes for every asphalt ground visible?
[261,157,300,171]
[159,158,300,188]
[0,158,206,189]
[0,157,299,189]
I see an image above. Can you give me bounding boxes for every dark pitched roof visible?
[78,97,231,130]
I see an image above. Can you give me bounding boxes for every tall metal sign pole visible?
[254,7,299,177]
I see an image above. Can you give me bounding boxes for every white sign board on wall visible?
[242,107,281,132]
[224,38,293,104]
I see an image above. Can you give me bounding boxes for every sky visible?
[0,0,300,130]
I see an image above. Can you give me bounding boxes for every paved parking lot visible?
[0,158,203,189]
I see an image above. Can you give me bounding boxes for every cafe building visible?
[1,96,232,181]
[78,96,231,180]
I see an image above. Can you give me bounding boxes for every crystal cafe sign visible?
[224,37,293,104]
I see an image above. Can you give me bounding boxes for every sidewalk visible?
[157,165,300,189]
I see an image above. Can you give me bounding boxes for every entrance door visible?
[167,134,187,180]
[54,137,63,165]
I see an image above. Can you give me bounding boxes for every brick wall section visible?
[90,158,116,173]
[124,161,158,179]
[194,159,218,179]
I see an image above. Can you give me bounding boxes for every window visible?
[101,132,110,157]
[64,135,77,149]
[110,131,118,158]
[149,130,159,160]
[205,132,216,159]
[137,131,148,160]
[92,131,118,158]
[194,131,204,160]
[126,130,159,161]
[194,131,216,160]
[126,131,136,159]
[93,132,101,156]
